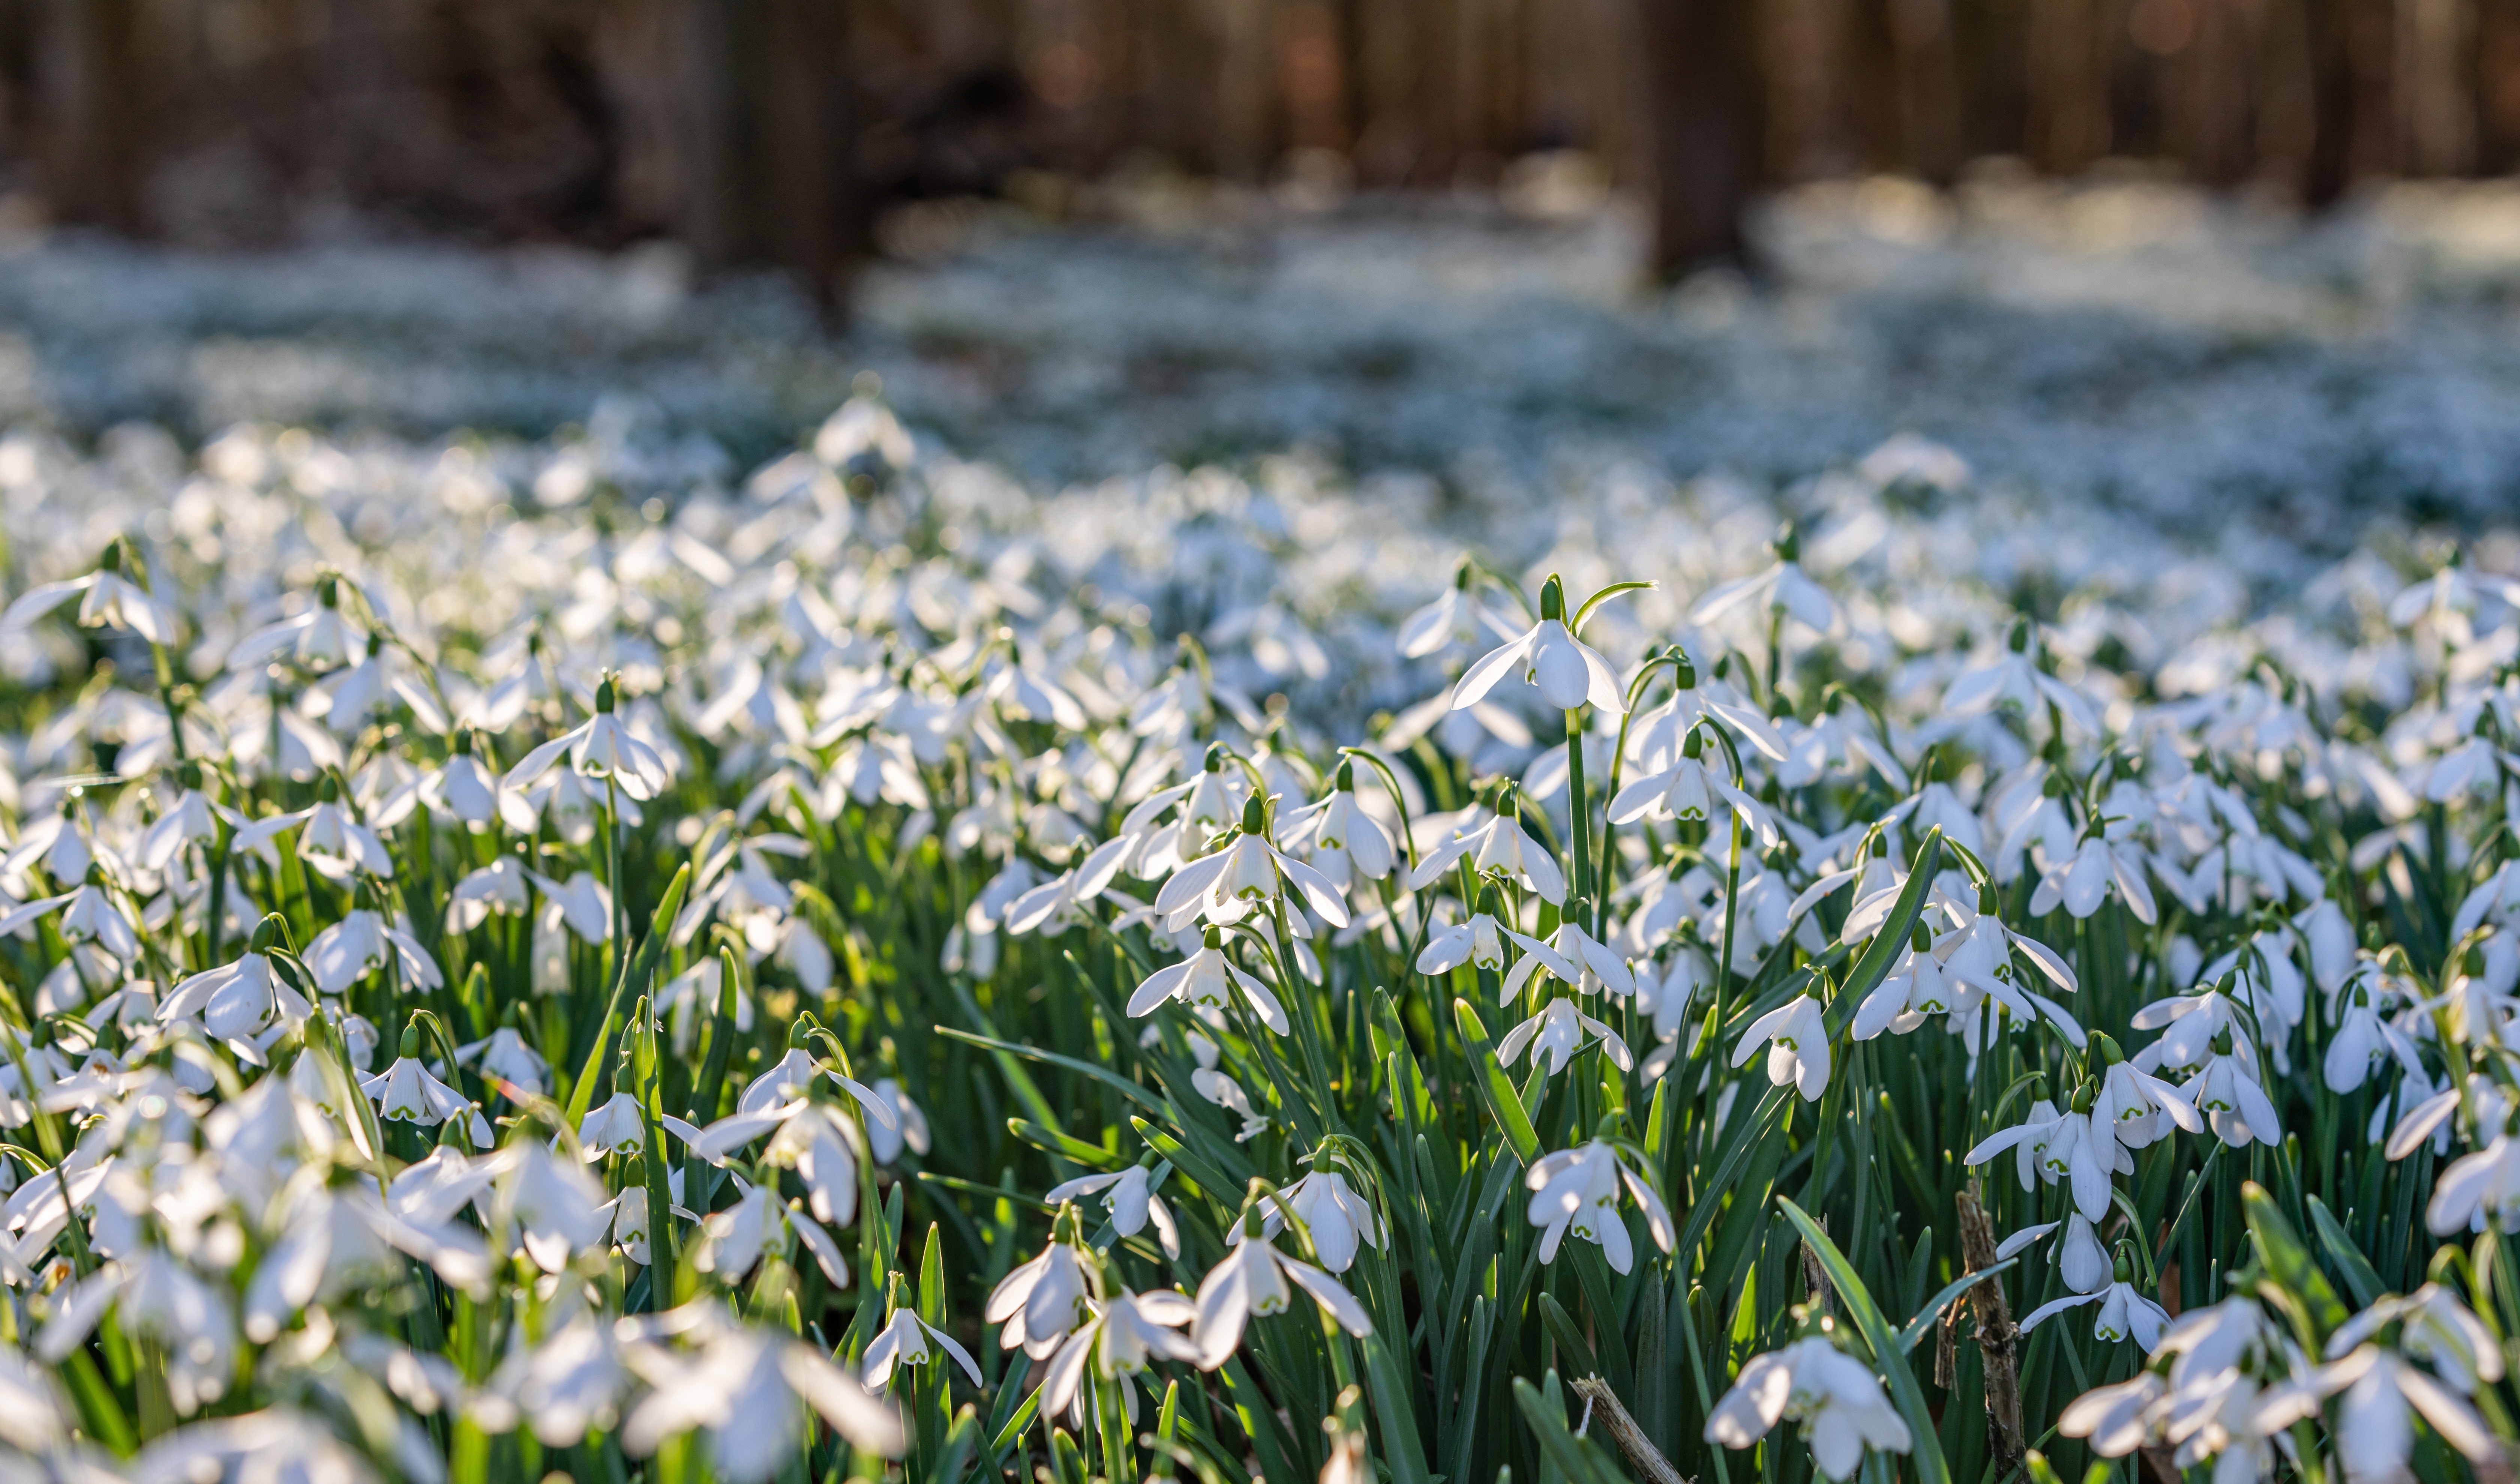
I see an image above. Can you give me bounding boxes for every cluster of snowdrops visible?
[2,400,2520,1484]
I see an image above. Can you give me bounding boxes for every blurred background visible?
[0,0,2518,548]
[3,0,2513,288]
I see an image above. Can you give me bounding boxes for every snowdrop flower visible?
[1036,1288,1200,1424]
[860,1301,983,1392]
[1,542,176,644]
[447,855,532,929]
[2092,1051,2203,1149]
[1416,909,1506,975]
[987,1235,1097,1356]
[305,907,442,995]
[507,674,672,801]
[2179,1043,2283,1149]
[1407,805,1565,904]
[1524,1140,1674,1274]
[2030,832,2157,924]
[1128,928,1291,1035]
[1608,730,1779,848]
[698,1094,873,1229]
[1047,1164,1182,1259]
[1704,1329,1912,1481]
[1498,996,1634,1075]
[528,868,614,943]
[1965,1101,2118,1220]
[0,872,140,962]
[1998,1211,2113,1292]
[1154,795,1352,930]
[619,1305,902,1480]
[578,1090,652,1158]
[1940,619,2099,734]
[2256,1346,2496,1484]
[1231,1168,1383,1273]
[1690,530,1838,636]
[363,1042,493,1148]
[1396,560,1518,658]
[1188,1223,1373,1370]
[452,1026,548,1098]
[1503,919,1636,1000]
[1852,930,1954,1039]
[1732,994,1831,1101]
[37,1250,235,1413]
[1192,1067,1271,1141]
[2423,1134,2520,1234]
[229,575,366,674]
[1279,761,1397,886]
[158,946,312,1044]
[864,1078,930,1163]
[1450,574,1625,715]
[2022,1265,2170,1349]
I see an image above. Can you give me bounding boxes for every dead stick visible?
[1568,1376,1688,1484]
[1957,1180,2026,1482]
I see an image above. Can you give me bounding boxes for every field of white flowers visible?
[4,180,2520,1484]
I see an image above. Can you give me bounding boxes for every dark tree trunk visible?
[1635,0,1760,275]
[673,0,862,309]
[42,0,148,231]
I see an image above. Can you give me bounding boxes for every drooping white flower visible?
[1704,1332,1912,1481]
[1047,1164,1182,1259]
[860,1304,983,1392]
[506,674,673,801]
[1127,930,1291,1034]
[1407,810,1566,905]
[1524,1140,1674,1274]
[1450,576,1626,715]
[1187,1230,1372,1370]
[1732,994,1830,1101]
[1230,1169,1383,1273]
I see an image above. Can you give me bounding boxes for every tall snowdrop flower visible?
[864,1079,930,1164]
[1396,558,1518,657]
[1046,1165,1182,1260]
[2091,1047,2203,1150]
[2324,1286,2504,1393]
[1407,804,1564,904]
[2423,1134,2520,1234]
[1153,794,1351,931]
[618,1306,903,1481]
[696,1093,876,1229]
[1704,1327,1912,1481]
[1128,927,1291,1035]
[1193,1068,1271,1142]
[1852,927,1954,1039]
[447,855,531,930]
[1232,1168,1383,1273]
[2030,831,2157,924]
[1279,761,1396,887]
[987,1236,1097,1357]
[456,1027,549,1099]
[2325,980,2409,1094]
[1188,1219,1373,1370]
[363,1029,493,1148]
[36,1250,236,1413]
[1690,529,1838,637]
[2000,1212,2114,1293]
[2180,1040,2284,1149]
[2256,1347,2496,1484]
[1732,994,1831,1101]
[1449,574,1626,715]
[860,1301,983,1393]
[1524,1140,1674,1274]
[1035,1290,1200,1425]
[1939,618,2099,735]
[578,1091,652,1158]
[1504,920,1636,1000]
[158,942,312,1044]
[1965,1100,2117,1220]
[2021,1254,2170,1349]
[528,869,614,943]
[306,907,442,995]
[1,540,177,644]
[1607,729,1779,849]
[1498,996,1634,1075]
[0,870,140,963]
[507,674,672,801]
[1416,909,1506,975]
[228,574,365,673]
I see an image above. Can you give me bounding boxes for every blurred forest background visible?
[3,0,2514,301]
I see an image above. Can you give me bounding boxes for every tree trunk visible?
[672,0,861,308]
[1634,0,1760,275]
[42,0,148,231]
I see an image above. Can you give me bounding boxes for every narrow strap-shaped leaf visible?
[1571,580,1656,637]
[1132,1116,1239,1208]
[2243,1181,2349,1345]
[2306,1194,2386,1311]
[1822,829,1943,1039]
[1508,1376,1623,1484]
[936,1024,1169,1116]
[1777,1196,1952,1484]
[1455,998,1539,1165]
[1896,1256,2016,1353]
[565,860,689,1130]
